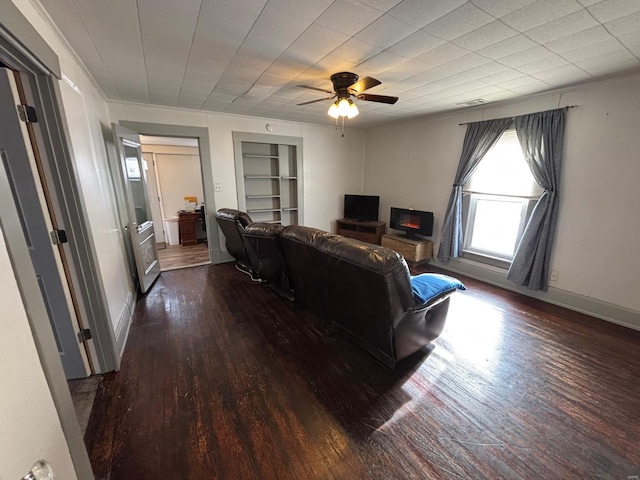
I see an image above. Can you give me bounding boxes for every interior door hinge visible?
[16,104,38,123]
[77,328,92,343]
[50,229,68,245]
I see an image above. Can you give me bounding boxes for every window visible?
[463,129,542,262]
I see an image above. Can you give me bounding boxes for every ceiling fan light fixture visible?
[328,102,340,118]
[347,101,359,118]
[337,98,351,116]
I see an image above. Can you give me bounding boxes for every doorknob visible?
[21,459,54,480]
[124,225,130,231]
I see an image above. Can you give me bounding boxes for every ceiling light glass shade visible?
[347,102,359,118]
[328,103,339,119]
[337,98,351,116]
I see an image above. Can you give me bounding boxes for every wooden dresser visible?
[178,211,201,246]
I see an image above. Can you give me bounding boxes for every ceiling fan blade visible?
[348,76,381,94]
[297,96,334,106]
[297,85,334,94]
[357,93,399,104]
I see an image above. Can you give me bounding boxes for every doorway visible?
[140,135,210,271]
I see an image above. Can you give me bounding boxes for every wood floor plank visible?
[85,263,640,479]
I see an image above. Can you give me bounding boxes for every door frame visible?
[119,121,223,263]
[1,4,115,478]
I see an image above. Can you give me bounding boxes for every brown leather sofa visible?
[216,209,456,368]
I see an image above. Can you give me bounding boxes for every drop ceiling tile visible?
[232,3,320,71]
[287,24,351,57]
[544,26,613,53]
[416,42,471,66]
[177,97,207,109]
[540,71,593,86]
[524,9,600,44]
[469,0,538,18]
[516,54,569,74]
[562,38,629,62]
[452,21,519,50]
[381,59,433,82]
[605,11,640,37]
[496,75,546,88]
[355,14,418,47]
[186,0,266,66]
[480,69,528,84]
[429,80,492,98]
[117,86,151,103]
[213,77,252,96]
[462,62,512,79]
[305,55,357,77]
[617,32,640,55]
[574,49,637,69]
[265,55,315,78]
[387,30,446,58]
[588,0,640,23]
[184,65,226,83]
[314,0,385,35]
[501,0,583,32]
[223,64,263,83]
[423,3,495,41]
[254,73,291,88]
[576,0,602,6]
[201,92,237,109]
[478,34,538,59]
[498,46,555,68]
[440,53,492,74]
[509,83,551,95]
[356,50,415,73]
[452,84,505,101]
[581,59,640,76]
[331,37,385,63]
[530,63,586,81]
[387,0,466,28]
[415,74,478,94]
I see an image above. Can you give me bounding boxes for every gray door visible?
[112,124,160,293]
[0,68,87,378]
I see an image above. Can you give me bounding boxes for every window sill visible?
[462,250,511,270]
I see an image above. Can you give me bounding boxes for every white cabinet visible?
[233,133,303,226]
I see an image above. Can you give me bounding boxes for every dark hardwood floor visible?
[85,263,640,479]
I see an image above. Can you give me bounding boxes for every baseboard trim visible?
[433,258,640,332]
[114,290,135,361]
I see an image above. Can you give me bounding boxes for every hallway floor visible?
[157,242,209,271]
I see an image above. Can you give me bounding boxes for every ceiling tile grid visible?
[37,0,640,127]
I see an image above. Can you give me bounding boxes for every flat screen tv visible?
[390,207,434,239]
[344,194,380,222]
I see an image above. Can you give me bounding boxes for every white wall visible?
[364,72,640,320]
[109,102,366,248]
[10,0,133,337]
[0,229,77,480]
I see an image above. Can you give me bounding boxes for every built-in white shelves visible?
[233,133,304,227]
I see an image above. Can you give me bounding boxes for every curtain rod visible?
[458,105,577,126]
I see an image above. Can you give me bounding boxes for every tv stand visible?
[336,218,385,245]
[381,234,432,264]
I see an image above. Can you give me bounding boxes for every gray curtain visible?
[507,108,565,291]
[438,118,512,261]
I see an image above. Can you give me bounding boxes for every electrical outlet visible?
[549,270,559,282]
[214,183,222,192]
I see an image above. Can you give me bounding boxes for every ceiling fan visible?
[297,72,398,119]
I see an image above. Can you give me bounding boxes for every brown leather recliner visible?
[242,222,294,300]
[214,209,256,277]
